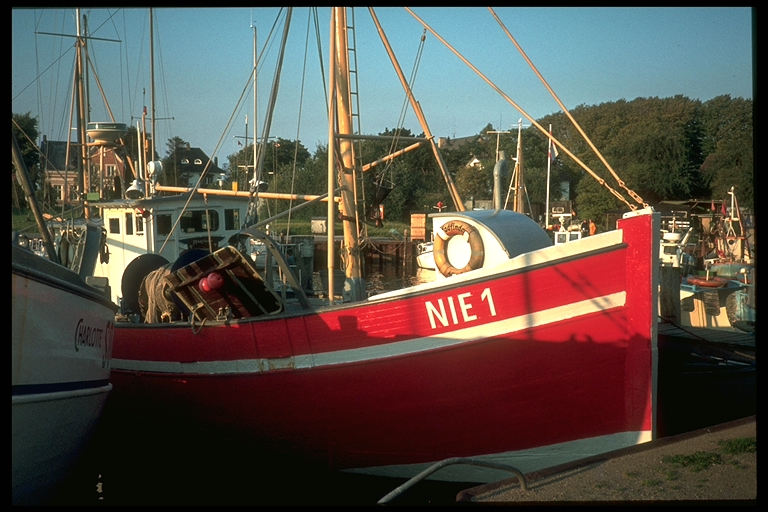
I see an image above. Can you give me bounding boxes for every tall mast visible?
[331,7,365,301]
[252,23,258,183]
[545,124,553,227]
[150,8,156,162]
[75,9,89,218]
[513,119,525,214]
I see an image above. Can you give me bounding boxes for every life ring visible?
[433,220,484,277]
[686,276,729,288]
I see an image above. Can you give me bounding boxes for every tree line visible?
[220,94,753,227]
[14,94,753,229]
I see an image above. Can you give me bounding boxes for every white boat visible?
[12,132,118,505]
[415,240,434,270]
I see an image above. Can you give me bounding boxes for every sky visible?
[12,7,754,169]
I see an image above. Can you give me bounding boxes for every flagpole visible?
[545,124,552,228]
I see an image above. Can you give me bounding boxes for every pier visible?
[284,236,417,271]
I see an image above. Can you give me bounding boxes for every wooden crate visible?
[167,246,282,321]
[410,213,427,241]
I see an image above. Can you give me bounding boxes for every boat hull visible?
[12,245,116,505]
[108,211,659,482]
[416,241,435,270]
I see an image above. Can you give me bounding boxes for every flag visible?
[549,142,559,163]
[237,140,242,146]
[548,126,558,163]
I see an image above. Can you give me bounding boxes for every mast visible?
[512,119,525,214]
[545,124,553,227]
[75,9,89,218]
[245,8,291,228]
[150,8,156,162]
[329,8,365,301]
[252,23,258,187]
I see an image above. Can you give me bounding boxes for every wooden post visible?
[659,266,681,323]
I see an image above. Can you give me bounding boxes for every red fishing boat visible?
[101,7,661,483]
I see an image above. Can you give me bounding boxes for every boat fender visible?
[433,220,484,277]
[100,243,110,264]
[58,237,70,267]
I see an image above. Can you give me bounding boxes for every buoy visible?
[207,272,224,290]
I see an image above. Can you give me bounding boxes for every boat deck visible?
[657,320,755,349]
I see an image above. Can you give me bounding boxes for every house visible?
[465,156,483,169]
[169,145,228,188]
[41,136,130,203]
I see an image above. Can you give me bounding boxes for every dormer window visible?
[181,158,189,164]
[194,159,203,165]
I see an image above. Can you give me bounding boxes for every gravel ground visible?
[459,416,756,504]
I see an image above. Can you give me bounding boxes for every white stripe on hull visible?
[112,292,626,374]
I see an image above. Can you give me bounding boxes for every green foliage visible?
[662,451,725,472]
[159,136,191,187]
[93,94,751,229]
[12,112,41,210]
[717,437,756,455]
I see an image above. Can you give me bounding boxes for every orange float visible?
[686,275,729,288]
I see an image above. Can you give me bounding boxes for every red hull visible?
[108,211,659,481]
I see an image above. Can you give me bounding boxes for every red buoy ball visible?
[207,272,224,290]
[199,277,211,293]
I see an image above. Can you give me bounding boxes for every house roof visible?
[174,146,226,176]
[40,139,79,172]
[437,134,483,151]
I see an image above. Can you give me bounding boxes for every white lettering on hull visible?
[426,288,495,329]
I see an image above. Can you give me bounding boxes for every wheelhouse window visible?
[108,217,120,234]
[156,214,172,236]
[125,212,134,235]
[179,210,219,233]
[224,209,240,230]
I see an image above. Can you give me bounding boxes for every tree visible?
[12,112,41,209]
[160,136,191,187]
[697,95,754,210]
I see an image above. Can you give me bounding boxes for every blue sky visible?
[12,7,753,167]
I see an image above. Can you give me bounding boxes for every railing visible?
[377,457,527,505]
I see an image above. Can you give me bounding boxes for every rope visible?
[405,7,644,213]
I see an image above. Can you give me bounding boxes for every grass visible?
[12,209,41,234]
[717,437,756,455]
[662,451,724,472]
[661,436,756,473]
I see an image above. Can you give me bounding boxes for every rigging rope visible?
[374,28,427,193]
[405,7,646,212]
